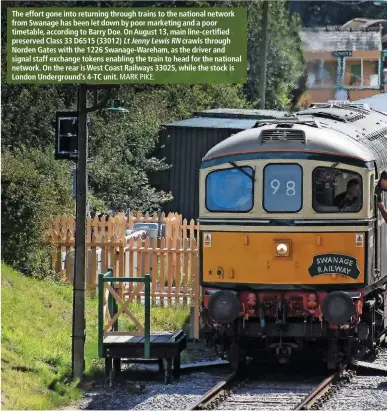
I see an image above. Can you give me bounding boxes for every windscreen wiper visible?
[229,161,256,182]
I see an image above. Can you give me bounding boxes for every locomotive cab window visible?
[313,167,363,213]
[370,174,375,212]
[205,166,254,212]
[263,164,303,212]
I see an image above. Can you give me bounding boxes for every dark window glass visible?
[306,61,320,87]
[370,174,375,211]
[205,167,254,212]
[263,164,302,212]
[350,64,361,86]
[313,167,363,213]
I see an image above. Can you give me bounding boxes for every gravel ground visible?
[322,375,387,410]
[180,340,220,364]
[361,346,387,369]
[216,378,321,410]
[65,341,228,410]
[77,371,228,410]
[322,347,387,410]
[64,344,387,410]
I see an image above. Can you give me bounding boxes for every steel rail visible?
[184,342,386,411]
[294,364,348,410]
[186,371,239,410]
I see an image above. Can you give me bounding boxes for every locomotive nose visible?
[208,290,240,324]
[321,291,356,324]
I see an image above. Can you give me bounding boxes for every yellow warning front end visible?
[202,231,365,286]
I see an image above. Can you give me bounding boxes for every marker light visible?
[208,290,240,324]
[276,243,288,255]
[321,291,355,324]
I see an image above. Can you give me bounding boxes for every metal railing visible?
[98,268,151,358]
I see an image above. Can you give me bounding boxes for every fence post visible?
[108,282,115,332]
[157,209,161,248]
[110,267,118,332]
[192,239,200,340]
[55,245,62,275]
[144,273,151,359]
[47,214,202,309]
[98,273,104,358]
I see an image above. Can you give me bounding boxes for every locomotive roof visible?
[202,105,387,172]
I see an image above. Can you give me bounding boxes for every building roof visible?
[165,117,258,129]
[342,18,387,30]
[353,93,387,113]
[300,29,382,52]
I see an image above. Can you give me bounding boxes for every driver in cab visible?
[333,178,361,212]
[376,171,387,223]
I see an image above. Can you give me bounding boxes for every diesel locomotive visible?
[198,103,387,370]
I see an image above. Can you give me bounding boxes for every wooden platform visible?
[103,330,187,384]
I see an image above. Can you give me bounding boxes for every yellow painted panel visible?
[202,232,365,284]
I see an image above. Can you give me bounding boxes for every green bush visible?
[88,84,249,212]
[1,147,74,277]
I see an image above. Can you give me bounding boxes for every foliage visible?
[88,89,172,212]
[1,148,74,277]
[1,85,66,150]
[243,0,305,110]
[169,0,305,109]
[1,0,305,277]
[295,92,312,110]
[163,84,250,119]
[289,1,387,27]
[87,84,249,212]
[1,264,189,409]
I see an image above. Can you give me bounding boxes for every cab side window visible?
[370,174,375,212]
[313,167,363,213]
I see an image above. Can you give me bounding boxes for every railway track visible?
[186,333,387,410]
[186,367,334,410]
[186,360,384,410]
[294,365,353,410]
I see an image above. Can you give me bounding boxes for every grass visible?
[1,263,190,410]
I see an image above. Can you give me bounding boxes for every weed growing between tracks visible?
[1,264,189,410]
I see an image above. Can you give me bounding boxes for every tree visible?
[214,0,304,109]
[1,148,74,277]
[244,0,304,109]
[1,0,304,277]
[289,1,387,27]
[1,85,68,150]
[87,84,249,212]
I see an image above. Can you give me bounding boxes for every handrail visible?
[98,268,151,359]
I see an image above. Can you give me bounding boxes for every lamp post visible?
[71,84,118,383]
[72,85,88,382]
[55,86,124,382]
